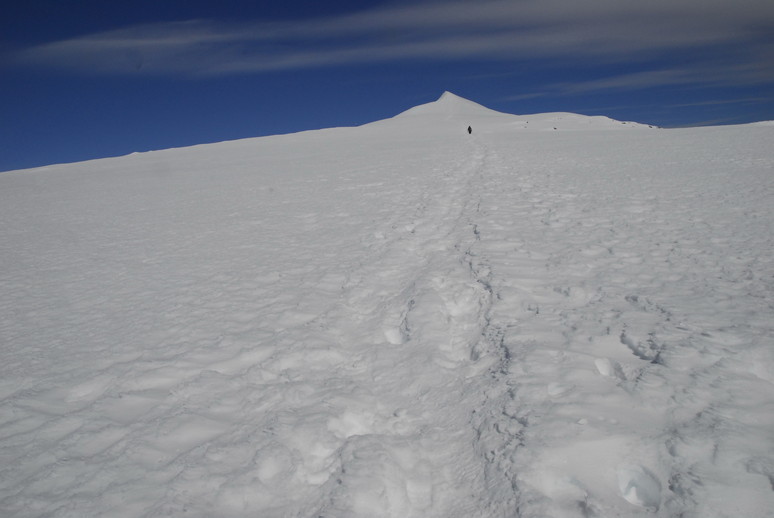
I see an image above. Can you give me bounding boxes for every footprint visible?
[620,331,663,364]
[383,323,409,345]
[594,358,635,383]
[547,382,575,397]
[594,358,616,377]
[617,464,661,509]
[383,300,413,345]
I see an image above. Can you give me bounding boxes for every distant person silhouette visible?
[467,126,472,134]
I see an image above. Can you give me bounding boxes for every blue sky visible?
[2,0,773,171]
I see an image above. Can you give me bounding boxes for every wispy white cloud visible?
[544,59,774,96]
[501,92,549,102]
[8,0,774,91]
[667,97,770,108]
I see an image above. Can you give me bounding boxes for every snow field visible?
[1,93,773,516]
[467,125,774,517]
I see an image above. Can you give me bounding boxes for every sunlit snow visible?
[1,92,772,517]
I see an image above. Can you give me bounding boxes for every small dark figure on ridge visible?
[467,126,472,134]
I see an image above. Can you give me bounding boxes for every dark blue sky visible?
[2,0,773,171]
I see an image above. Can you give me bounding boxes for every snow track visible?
[1,93,773,517]
[305,139,512,517]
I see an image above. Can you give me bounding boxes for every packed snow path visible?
[1,93,773,517]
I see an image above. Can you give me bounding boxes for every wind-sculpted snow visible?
[1,94,772,517]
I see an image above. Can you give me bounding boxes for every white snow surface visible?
[1,92,773,517]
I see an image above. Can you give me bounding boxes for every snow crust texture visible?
[1,95,773,517]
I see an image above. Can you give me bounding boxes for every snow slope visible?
[1,92,772,517]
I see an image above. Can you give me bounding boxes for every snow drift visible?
[1,92,773,517]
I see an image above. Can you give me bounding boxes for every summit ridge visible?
[387,91,655,130]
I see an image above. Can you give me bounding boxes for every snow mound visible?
[617,464,661,509]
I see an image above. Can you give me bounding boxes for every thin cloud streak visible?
[538,58,774,97]
[667,97,770,108]
[9,0,774,91]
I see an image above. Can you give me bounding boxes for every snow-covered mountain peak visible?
[394,91,509,120]
[383,92,656,132]
[437,90,461,101]
[435,91,487,109]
